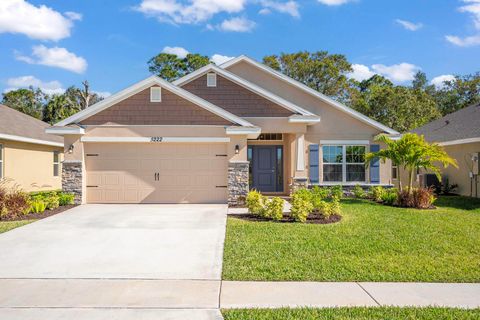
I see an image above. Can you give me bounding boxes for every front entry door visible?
[251,146,283,192]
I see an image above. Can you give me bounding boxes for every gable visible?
[80,85,232,126]
[181,74,294,118]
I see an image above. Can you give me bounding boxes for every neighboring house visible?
[46,56,398,205]
[404,104,480,198]
[0,104,64,192]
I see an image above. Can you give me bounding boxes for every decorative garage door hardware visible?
[216,154,227,157]
[86,185,98,188]
[216,185,228,188]
[86,154,99,156]
[154,173,160,181]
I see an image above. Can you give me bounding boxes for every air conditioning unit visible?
[419,173,441,190]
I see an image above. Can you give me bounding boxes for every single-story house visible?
[0,104,64,192]
[405,103,479,198]
[46,55,398,205]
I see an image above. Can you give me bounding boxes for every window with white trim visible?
[53,151,60,177]
[322,145,366,183]
[150,87,162,102]
[207,73,217,87]
[0,144,3,179]
[392,164,398,180]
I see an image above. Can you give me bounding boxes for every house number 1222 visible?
[151,137,163,142]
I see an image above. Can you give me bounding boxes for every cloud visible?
[5,75,64,95]
[217,17,256,32]
[161,46,189,58]
[15,45,87,74]
[134,0,246,24]
[0,0,80,41]
[446,0,480,47]
[64,11,82,21]
[93,91,112,98]
[431,74,456,88]
[317,0,355,6]
[347,64,377,82]
[371,63,420,83]
[395,19,423,31]
[260,1,300,18]
[211,54,234,65]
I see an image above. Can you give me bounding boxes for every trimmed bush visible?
[329,185,343,199]
[290,188,313,223]
[311,186,329,209]
[246,190,267,216]
[352,185,366,199]
[30,200,47,213]
[58,192,75,206]
[368,186,385,202]
[381,189,398,206]
[264,197,284,221]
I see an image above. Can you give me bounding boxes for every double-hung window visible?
[53,151,60,177]
[322,145,366,183]
[0,144,3,179]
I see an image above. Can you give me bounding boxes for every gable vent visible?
[150,87,162,102]
[207,73,217,87]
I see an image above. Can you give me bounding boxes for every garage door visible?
[85,143,228,203]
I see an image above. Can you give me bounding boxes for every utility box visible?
[473,152,479,175]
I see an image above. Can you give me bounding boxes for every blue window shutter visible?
[309,144,319,184]
[370,144,380,184]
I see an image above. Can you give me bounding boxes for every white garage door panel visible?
[85,143,228,204]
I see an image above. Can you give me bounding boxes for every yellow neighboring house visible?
[0,104,63,192]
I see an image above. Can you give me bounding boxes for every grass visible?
[222,307,480,320]
[223,196,480,282]
[0,220,36,234]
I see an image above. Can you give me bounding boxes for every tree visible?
[1,87,45,119]
[148,53,210,81]
[367,133,457,192]
[433,73,480,115]
[64,81,103,110]
[262,51,353,102]
[42,94,78,124]
[412,71,428,91]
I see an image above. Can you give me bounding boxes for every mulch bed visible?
[230,213,342,224]
[1,205,78,221]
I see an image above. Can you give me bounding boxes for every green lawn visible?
[222,307,480,320]
[0,220,36,234]
[223,196,480,282]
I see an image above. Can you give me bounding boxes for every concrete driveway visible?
[0,204,227,280]
[0,204,226,319]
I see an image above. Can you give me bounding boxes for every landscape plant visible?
[352,185,366,199]
[290,188,314,223]
[381,189,398,206]
[368,186,385,202]
[264,197,284,221]
[30,200,47,213]
[58,192,75,206]
[246,190,267,216]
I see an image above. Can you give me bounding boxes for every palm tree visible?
[367,133,458,192]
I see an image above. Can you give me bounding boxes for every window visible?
[0,144,3,179]
[53,151,60,177]
[392,164,398,180]
[322,145,366,183]
[150,87,162,102]
[207,73,217,87]
[248,133,283,141]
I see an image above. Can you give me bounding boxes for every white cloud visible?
[93,91,112,98]
[371,63,420,83]
[218,17,256,32]
[0,0,80,41]
[260,1,300,18]
[317,0,355,6]
[211,54,234,65]
[347,64,377,82]
[446,34,480,47]
[64,11,82,21]
[135,0,246,24]
[446,0,480,47]
[5,75,64,95]
[431,75,456,88]
[15,45,88,74]
[395,19,423,31]
[161,46,189,58]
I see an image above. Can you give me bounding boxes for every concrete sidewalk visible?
[220,281,480,309]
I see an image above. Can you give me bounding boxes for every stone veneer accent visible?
[62,161,83,204]
[228,161,249,206]
[291,177,308,194]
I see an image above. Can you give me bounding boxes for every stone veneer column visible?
[228,161,249,206]
[62,161,83,204]
[291,177,309,194]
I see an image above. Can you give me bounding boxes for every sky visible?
[1,0,480,96]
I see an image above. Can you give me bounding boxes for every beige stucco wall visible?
[227,61,392,185]
[0,139,63,192]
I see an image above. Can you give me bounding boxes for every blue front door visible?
[250,146,283,192]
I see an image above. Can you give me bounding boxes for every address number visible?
[151,137,163,142]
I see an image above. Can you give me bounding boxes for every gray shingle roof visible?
[412,103,480,143]
[0,104,63,144]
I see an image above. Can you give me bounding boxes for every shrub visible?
[290,188,313,223]
[368,186,385,202]
[381,189,398,206]
[246,190,267,216]
[397,187,435,209]
[58,192,75,206]
[329,185,343,199]
[0,188,31,220]
[352,185,366,199]
[264,197,284,221]
[311,186,329,209]
[30,200,47,213]
[329,197,342,216]
[44,193,60,210]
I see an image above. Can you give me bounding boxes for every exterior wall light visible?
[235,145,239,154]
[68,144,74,154]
